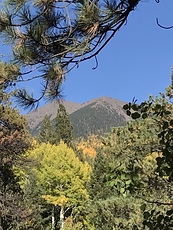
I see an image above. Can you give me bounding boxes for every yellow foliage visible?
[142,151,163,174]
[63,217,84,230]
[145,152,162,163]
[13,165,27,190]
[76,134,103,158]
[21,141,90,208]
[31,138,39,149]
[42,194,68,206]
[83,147,96,158]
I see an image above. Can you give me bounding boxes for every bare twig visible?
[156,18,173,30]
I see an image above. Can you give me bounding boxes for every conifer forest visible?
[1,0,173,229]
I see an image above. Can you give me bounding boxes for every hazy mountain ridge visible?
[26,96,130,138]
[25,100,81,130]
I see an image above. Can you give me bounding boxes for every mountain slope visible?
[26,96,130,138]
[25,100,81,131]
[69,97,130,137]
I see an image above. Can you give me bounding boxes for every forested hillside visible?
[70,102,126,138]
[26,97,129,138]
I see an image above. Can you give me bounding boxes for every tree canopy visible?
[121,86,173,229]
[0,0,157,108]
[18,141,90,229]
[53,104,74,146]
[38,114,53,144]
[0,63,32,229]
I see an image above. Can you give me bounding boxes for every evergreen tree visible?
[53,104,74,146]
[87,150,113,200]
[38,114,53,144]
[86,150,119,230]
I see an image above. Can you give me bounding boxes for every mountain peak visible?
[81,96,126,106]
[25,96,130,137]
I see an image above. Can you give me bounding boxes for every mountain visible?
[25,96,131,138]
[25,100,81,131]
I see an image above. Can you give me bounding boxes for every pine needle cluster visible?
[0,0,140,108]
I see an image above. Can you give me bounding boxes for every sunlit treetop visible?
[0,0,159,109]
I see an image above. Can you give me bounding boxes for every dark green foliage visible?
[123,101,150,120]
[53,104,74,146]
[36,104,74,146]
[21,171,54,230]
[142,209,173,230]
[88,198,123,230]
[87,150,114,200]
[86,150,125,229]
[86,146,143,229]
[88,107,173,229]
[0,69,33,229]
[87,197,142,230]
[38,115,53,144]
[0,104,31,229]
[124,86,173,229]
[125,87,173,180]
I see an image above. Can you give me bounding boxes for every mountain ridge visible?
[25,96,130,138]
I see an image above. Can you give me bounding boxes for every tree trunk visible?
[60,205,65,229]
[52,206,55,230]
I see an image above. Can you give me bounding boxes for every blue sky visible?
[1,0,173,108]
[62,0,173,104]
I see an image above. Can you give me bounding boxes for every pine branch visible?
[0,0,141,109]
